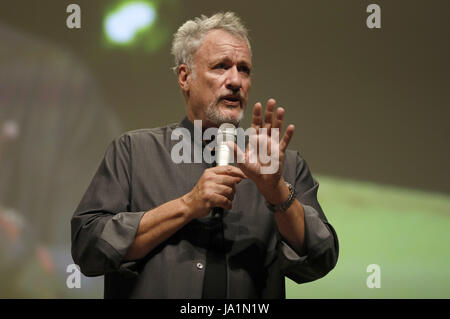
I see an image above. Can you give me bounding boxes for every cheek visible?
[199,76,217,91]
[243,81,251,96]
[195,73,225,98]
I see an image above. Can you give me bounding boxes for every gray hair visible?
[171,12,251,75]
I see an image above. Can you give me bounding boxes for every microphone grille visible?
[218,123,236,136]
[216,123,236,166]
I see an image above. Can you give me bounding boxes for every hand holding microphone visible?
[182,123,246,220]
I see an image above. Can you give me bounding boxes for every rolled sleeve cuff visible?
[280,240,308,262]
[280,204,333,262]
[99,211,145,268]
[278,205,337,283]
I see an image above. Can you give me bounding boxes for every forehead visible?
[194,29,252,65]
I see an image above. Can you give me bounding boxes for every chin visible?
[206,108,244,127]
[223,108,243,119]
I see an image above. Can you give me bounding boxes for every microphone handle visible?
[213,123,235,218]
[212,207,224,218]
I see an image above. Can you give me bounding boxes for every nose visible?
[225,66,242,92]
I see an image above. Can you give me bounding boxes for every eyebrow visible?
[209,56,252,68]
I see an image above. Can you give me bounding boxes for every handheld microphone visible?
[213,123,237,218]
[216,123,236,166]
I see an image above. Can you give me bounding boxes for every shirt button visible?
[196,262,204,270]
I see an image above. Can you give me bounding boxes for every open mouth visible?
[221,95,241,107]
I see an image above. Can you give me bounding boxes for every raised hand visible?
[229,98,295,204]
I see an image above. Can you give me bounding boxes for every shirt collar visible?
[179,116,217,149]
[178,116,248,149]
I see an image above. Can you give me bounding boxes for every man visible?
[71,12,338,298]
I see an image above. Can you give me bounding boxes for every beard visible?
[205,98,244,127]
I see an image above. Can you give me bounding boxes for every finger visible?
[211,194,233,210]
[216,175,244,188]
[263,99,276,131]
[226,141,246,165]
[280,124,295,153]
[213,165,247,179]
[272,107,284,137]
[251,103,263,130]
[247,134,258,164]
[213,184,236,201]
[257,134,271,163]
[267,135,272,157]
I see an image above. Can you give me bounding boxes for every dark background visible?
[1,0,449,194]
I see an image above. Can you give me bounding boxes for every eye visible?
[238,66,251,75]
[213,63,226,69]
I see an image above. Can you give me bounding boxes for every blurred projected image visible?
[285,176,450,298]
[0,23,122,298]
[103,0,180,51]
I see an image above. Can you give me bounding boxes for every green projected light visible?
[286,176,450,299]
[103,0,178,51]
[105,2,156,44]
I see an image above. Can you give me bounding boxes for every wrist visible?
[262,178,290,205]
[180,191,208,220]
[180,193,196,221]
[265,180,297,213]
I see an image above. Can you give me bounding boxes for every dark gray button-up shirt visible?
[71,117,339,298]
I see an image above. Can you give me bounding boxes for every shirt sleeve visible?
[278,151,339,284]
[70,134,145,277]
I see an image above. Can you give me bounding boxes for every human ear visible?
[177,64,191,94]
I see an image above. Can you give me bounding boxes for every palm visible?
[231,99,294,190]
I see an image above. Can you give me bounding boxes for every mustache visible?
[217,92,244,104]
